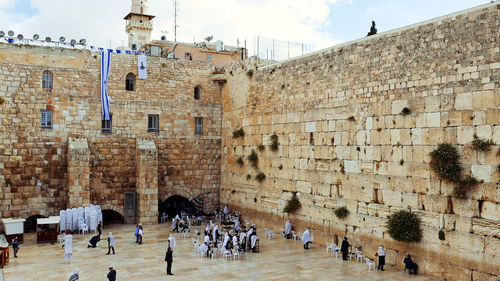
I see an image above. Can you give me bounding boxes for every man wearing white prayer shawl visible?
[239,232,247,251]
[223,206,229,219]
[204,235,210,244]
[107,232,115,255]
[168,234,176,249]
[222,233,230,249]
[64,232,73,264]
[69,268,80,281]
[284,220,292,239]
[232,235,239,251]
[246,228,253,251]
[175,214,180,220]
[251,235,258,252]
[301,228,312,249]
[205,224,210,235]
[200,242,209,257]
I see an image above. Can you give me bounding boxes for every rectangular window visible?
[148,114,159,132]
[206,54,213,61]
[41,110,53,129]
[102,114,112,133]
[195,117,203,135]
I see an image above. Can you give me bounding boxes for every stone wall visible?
[221,3,499,281]
[0,43,222,219]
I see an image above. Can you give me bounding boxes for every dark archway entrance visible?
[159,195,196,219]
[25,215,46,233]
[102,210,124,226]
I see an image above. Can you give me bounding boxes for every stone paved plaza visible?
[2,223,439,281]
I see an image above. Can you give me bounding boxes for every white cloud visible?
[0,0,341,55]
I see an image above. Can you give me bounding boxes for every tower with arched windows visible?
[124,0,155,50]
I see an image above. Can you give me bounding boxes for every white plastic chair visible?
[80,224,89,234]
[182,230,189,238]
[332,243,341,258]
[66,209,73,231]
[222,250,232,261]
[90,215,97,233]
[280,229,285,238]
[60,210,66,233]
[59,233,66,245]
[326,241,334,253]
[356,249,365,263]
[366,258,375,272]
[72,208,78,232]
[268,230,275,240]
[232,250,240,260]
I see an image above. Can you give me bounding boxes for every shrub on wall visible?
[257,144,265,152]
[283,193,301,213]
[430,144,462,182]
[247,150,258,168]
[246,69,254,78]
[334,206,349,219]
[236,157,244,167]
[232,127,245,138]
[269,133,279,151]
[0,97,5,105]
[401,107,411,115]
[255,172,266,182]
[471,137,493,152]
[386,210,422,242]
[454,176,479,198]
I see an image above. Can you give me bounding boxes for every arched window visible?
[42,70,53,91]
[194,86,201,100]
[126,73,136,91]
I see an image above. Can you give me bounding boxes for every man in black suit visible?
[165,247,174,275]
[107,266,116,281]
[340,237,350,260]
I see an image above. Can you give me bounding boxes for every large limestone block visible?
[455,92,473,110]
[421,195,450,213]
[481,201,499,220]
[471,164,492,182]
[391,99,408,115]
[451,198,479,217]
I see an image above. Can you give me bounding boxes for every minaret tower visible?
[124,0,155,50]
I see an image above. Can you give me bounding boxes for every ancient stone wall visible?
[0,43,221,219]
[222,3,499,280]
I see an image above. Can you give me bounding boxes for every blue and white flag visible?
[138,55,147,79]
[100,49,112,121]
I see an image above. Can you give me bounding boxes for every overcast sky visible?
[0,0,492,58]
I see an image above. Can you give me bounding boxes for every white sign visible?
[138,55,148,79]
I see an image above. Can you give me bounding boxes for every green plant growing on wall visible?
[438,229,446,241]
[257,144,265,152]
[255,172,266,182]
[283,193,301,214]
[334,206,349,219]
[246,174,252,181]
[471,137,493,152]
[247,150,259,168]
[232,127,245,138]
[401,107,411,115]
[246,69,254,78]
[0,97,5,105]
[386,210,422,242]
[347,116,355,122]
[236,157,244,167]
[231,189,236,194]
[430,144,462,182]
[269,133,279,151]
[454,176,479,198]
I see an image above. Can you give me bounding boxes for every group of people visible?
[135,223,144,244]
[282,220,313,250]
[68,266,117,281]
[171,215,190,233]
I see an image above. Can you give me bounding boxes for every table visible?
[1,218,26,243]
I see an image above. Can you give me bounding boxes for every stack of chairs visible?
[60,210,66,233]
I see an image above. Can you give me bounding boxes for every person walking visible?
[106,232,115,255]
[376,245,386,271]
[107,266,116,281]
[64,231,73,264]
[165,247,174,275]
[12,237,19,258]
[138,225,143,244]
[135,224,139,243]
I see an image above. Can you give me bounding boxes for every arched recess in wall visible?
[102,209,124,226]
[159,195,197,218]
[24,214,47,233]
[42,70,53,91]
[194,85,202,100]
[125,73,136,91]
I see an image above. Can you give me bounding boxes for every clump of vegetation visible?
[283,193,301,214]
[367,20,377,36]
[401,107,411,115]
[386,210,422,242]
[269,133,279,151]
[347,116,356,122]
[430,144,462,182]
[334,206,349,219]
[257,144,265,152]
[0,97,5,105]
[498,164,500,173]
[471,137,493,152]
[454,176,479,198]
[232,127,245,138]
[247,150,259,168]
[231,189,236,194]
[438,229,445,241]
[255,172,266,182]
[246,174,252,181]
[278,164,283,170]
[246,69,254,78]
[236,157,244,167]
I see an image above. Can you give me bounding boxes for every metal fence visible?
[252,36,311,61]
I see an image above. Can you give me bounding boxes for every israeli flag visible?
[100,49,111,121]
[138,55,147,79]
